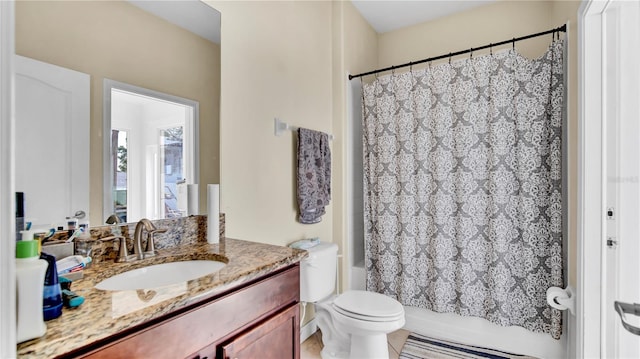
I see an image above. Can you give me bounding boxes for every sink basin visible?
[95,260,226,291]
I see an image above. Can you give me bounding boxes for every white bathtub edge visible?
[402,306,566,359]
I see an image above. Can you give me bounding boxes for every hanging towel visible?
[297,128,331,224]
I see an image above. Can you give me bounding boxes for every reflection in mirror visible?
[104,80,199,223]
[15,0,221,227]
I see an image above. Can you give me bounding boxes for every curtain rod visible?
[348,24,567,80]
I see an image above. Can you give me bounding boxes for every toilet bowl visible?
[300,242,405,359]
[315,290,405,359]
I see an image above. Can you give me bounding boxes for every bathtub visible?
[350,265,566,359]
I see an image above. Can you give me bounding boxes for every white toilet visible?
[300,242,405,359]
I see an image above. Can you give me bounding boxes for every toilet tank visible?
[300,242,338,302]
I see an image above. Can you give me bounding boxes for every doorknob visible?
[614,301,640,336]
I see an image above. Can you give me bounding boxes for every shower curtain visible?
[362,39,564,339]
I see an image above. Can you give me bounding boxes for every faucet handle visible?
[99,235,135,263]
[144,228,167,257]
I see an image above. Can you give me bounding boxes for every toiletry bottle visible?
[15,192,25,241]
[16,240,47,343]
[40,252,63,321]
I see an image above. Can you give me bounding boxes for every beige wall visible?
[379,1,556,68]
[212,1,333,247]
[15,0,221,225]
[211,0,376,325]
[333,1,378,292]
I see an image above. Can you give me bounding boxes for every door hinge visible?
[607,237,618,248]
[607,207,615,220]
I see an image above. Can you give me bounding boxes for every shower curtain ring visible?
[512,38,516,51]
[470,48,473,59]
[448,52,452,64]
[490,43,493,56]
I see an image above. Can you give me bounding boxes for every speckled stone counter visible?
[17,237,307,358]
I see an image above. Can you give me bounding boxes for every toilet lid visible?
[332,291,404,320]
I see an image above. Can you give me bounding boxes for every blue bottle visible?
[40,252,63,321]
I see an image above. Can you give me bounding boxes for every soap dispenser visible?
[16,240,47,343]
[40,252,63,321]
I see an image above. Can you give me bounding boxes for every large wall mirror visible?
[15,0,220,228]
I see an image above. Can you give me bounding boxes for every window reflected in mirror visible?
[112,129,128,222]
[161,126,186,218]
[106,81,199,223]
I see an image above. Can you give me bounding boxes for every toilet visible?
[300,242,405,359]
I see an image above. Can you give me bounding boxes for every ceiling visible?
[351,0,496,33]
[127,1,495,46]
[128,0,221,44]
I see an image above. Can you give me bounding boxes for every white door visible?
[604,1,640,358]
[14,55,90,229]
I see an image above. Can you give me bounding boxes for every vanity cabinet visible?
[72,264,300,359]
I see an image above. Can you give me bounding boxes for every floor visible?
[301,329,411,359]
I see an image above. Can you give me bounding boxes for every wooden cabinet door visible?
[221,304,300,359]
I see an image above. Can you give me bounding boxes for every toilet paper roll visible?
[207,184,220,244]
[547,286,570,310]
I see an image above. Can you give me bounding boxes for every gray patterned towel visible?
[297,128,331,224]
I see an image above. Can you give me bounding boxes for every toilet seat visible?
[332,290,404,322]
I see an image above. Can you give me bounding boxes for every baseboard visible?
[300,318,318,343]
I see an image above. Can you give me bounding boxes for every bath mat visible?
[399,333,539,359]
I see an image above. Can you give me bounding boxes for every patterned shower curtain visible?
[362,39,564,339]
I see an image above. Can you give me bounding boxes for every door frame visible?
[0,0,15,357]
[578,0,611,357]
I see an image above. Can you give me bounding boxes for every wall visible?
[332,1,378,292]
[212,0,333,247]
[378,1,556,67]
[15,0,220,225]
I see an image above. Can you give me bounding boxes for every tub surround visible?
[17,215,306,358]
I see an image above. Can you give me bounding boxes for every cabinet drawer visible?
[78,264,300,359]
[221,303,300,359]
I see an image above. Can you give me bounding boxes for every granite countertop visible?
[17,238,307,358]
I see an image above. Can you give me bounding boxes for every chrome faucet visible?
[134,218,167,259]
